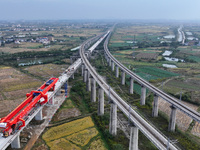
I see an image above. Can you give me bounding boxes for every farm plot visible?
[0,66,42,99]
[0,43,64,53]
[24,63,69,80]
[42,116,107,150]
[165,79,200,91]
[135,53,158,60]
[187,56,200,62]
[0,66,42,117]
[135,66,179,81]
[52,98,81,122]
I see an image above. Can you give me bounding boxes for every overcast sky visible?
[0,0,200,20]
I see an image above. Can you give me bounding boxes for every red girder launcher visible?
[0,77,58,137]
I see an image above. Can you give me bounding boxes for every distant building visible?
[48,36,54,42]
[15,40,20,44]
[31,32,38,35]
[43,41,50,45]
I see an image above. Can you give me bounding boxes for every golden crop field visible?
[42,117,107,150]
[43,117,94,142]
[47,138,81,150]
[87,138,107,150]
[66,127,98,146]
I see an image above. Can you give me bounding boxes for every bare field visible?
[0,66,42,100]
[24,63,69,80]
[135,53,158,60]
[0,66,43,117]
[0,43,64,53]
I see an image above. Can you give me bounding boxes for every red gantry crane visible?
[0,77,58,137]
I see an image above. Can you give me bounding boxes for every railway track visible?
[104,33,200,123]
[80,33,178,150]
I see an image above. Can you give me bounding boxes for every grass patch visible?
[4,81,42,92]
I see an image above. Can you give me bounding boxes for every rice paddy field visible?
[42,116,107,150]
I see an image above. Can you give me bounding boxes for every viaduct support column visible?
[81,64,85,76]
[106,56,109,63]
[11,134,20,149]
[168,105,177,132]
[109,58,111,67]
[98,87,104,116]
[109,101,117,136]
[129,124,138,150]
[129,77,134,94]
[152,95,159,117]
[111,61,115,71]
[83,69,88,83]
[71,73,74,79]
[140,86,146,105]
[121,71,125,85]
[86,76,91,91]
[35,109,43,120]
[115,65,119,78]
[91,77,96,102]
[70,57,73,64]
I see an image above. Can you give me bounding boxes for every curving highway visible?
[80,32,178,150]
[104,32,200,123]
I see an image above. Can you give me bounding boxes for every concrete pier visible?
[111,61,115,71]
[152,95,159,117]
[86,77,91,91]
[109,58,111,66]
[81,64,85,76]
[35,109,43,121]
[129,125,138,150]
[129,77,134,94]
[115,65,119,78]
[87,71,91,79]
[106,56,109,63]
[11,134,20,149]
[91,77,96,102]
[83,69,88,83]
[70,57,73,64]
[140,86,146,105]
[121,71,125,85]
[71,73,74,79]
[98,87,104,116]
[168,105,177,132]
[109,101,117,135]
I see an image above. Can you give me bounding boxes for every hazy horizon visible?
[1,0,200,21]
